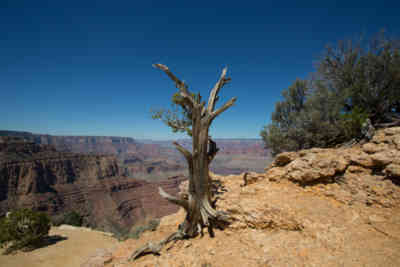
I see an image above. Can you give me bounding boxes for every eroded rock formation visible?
[0,136,186,231]
[103,127,400,267]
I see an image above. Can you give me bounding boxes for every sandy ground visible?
[0,226,118,267]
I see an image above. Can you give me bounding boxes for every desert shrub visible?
[340,106,370,139]
[61,211,83,226]
[261,79,349,155]
[0,208,51,254]
[51,210,83,227]
[262,31,400,155]
[50,214,64,226]
[317,32,400,126]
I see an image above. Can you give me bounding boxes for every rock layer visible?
[0,137,186,230]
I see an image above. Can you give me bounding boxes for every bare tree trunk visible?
[130,64,236,260]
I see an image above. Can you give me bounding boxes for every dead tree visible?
[130,64,236,260]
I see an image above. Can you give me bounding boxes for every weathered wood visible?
[131,65,236,260]
[153,64,195,106]
[209,97,237,123]
[172,142,192,162]
[129,231,184,261]
[158,187,189,211]
[207,67,231,113]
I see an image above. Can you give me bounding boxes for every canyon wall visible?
[0,136,186,230]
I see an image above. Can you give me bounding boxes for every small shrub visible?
[341,106,369,139]
[0,208,51,254]
[50,214,64,226]
[62,211,83,226]
[51,211,83,227]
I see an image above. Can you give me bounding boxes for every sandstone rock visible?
[393,136,400,150]
[344,149,374,168]
[80,248,113,267]
[371,150,400,166]
[272,152,298,167]
[385,164,400,178]
[110,162,400,267]
[346,165,372,174]
[285,151,348,184]
[265,167,287,182]
[362,143,389,154]
[383,127,400,136]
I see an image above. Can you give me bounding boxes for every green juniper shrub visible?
[340,106,370,140]
[51,210,83,227]
[50,214,64,227]
[0,208,51,254]
[261,31,400,155]
[62,211,83,227]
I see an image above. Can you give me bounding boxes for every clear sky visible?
[1,0,399,139]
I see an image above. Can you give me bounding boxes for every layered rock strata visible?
[0,137,186,230]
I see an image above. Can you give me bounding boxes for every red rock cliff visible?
[0,136,186,230]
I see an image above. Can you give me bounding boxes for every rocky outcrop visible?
[0,137,186,231]
[262,127,400,208]
[104,127,400,267]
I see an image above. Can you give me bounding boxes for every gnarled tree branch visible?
[153,64,195,106]
[207,67,231,113]
[172,141,192,162]
[129,231,185,261]
[158,187,189,211]
[209,97,237,123]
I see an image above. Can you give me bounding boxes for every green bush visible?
[261,31,400,155]
[51,211,83,227]
[62,211,83,226]
[341,106,370,139]
[0,208,51,254]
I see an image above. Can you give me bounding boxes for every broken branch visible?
[207,67,231,113]
[129,231,185,261]
[209,97,237,122]
[153,64,195,105]
[173,142,192,162]
[158,187,189,211]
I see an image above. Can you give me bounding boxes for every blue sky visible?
[1,0,399,139]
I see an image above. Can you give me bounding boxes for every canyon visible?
[0,131,270,233]
[0,131,271,178]
[0,135,185,232]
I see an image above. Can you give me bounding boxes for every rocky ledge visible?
[98,127,400,267]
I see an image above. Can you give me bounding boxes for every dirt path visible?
[0,226,118,267]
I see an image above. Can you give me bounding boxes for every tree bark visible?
[130,64,236,260]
